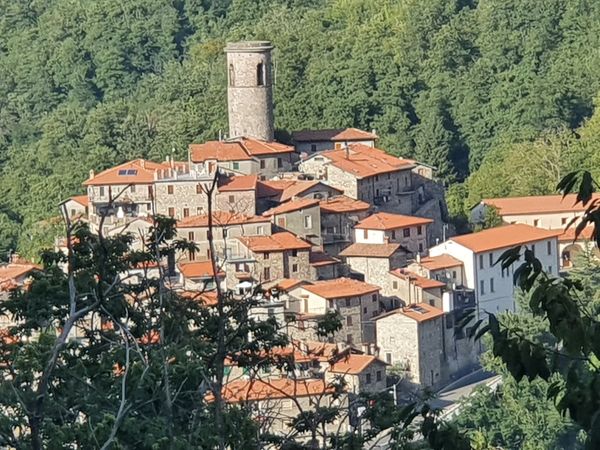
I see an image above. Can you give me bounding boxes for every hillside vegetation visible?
[2,0,600,258]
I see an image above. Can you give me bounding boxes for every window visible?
[291,249,298,257]
[257,226,264,234]
[561,217,567,225]
[479,254,484,269]
[418,243,423,253]
[547,241,552,255]
[168,207,175,217]
[228,64,235,86]
[376,370,382,382]
[533,219,539,226]
[386,353,392,364]
[489,253,494,266]
[346,334,353,344]
[366,373,372,384]
[452,270,457,279]
[304,215,312,229]
[257,62,264,86]
[346,316,353,326]
[311,144,317,152]
[167,185,174,195]
[403,228,410,238]
[99,186,105,197]
[228,195,235,204]
[548,266,553,274]
[417,225,423,235]
[292,264,298,273]
[188,249,196,261]
[363,306,367,314]
[345,298,351,307]
[188,231,195,241]
[429,299,435,306]
[148,186,153,197]
[372,294,377,303]
[404,176,409,186]
[392,281,398,290]
[196,184,203,194]
[363,229,368,239]
[480,279,485,295]
[130,185,136,193]
[232,162,239,170]
[183,208,189,218]
[490,277,495,293]
[263,267,271,280]
[263,252,270,260]
[260,160,266,169]
[277,158,283,168]
[267,308,275,318]
[277,217,286,228]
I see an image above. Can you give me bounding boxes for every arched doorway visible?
[562,243,584,268]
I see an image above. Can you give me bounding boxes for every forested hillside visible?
[2,0,600,258]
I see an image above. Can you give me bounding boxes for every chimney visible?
[140,160,145,169]
[89,169,95,179]
[344,143,350,159]
[416,253,421,263]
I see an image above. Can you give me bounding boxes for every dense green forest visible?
[2,0,600,258]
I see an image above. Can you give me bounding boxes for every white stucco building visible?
[429,224,561,317]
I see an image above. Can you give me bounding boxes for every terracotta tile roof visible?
[0,264,41,286]
[319,195,371,214]
[315,144,414,179]
[177,211,270,228]
[339,243,404,258]
[210,378,337,403]
[482,194,600,216]
[70,195,89,207]
[309,250,340,266]
[238,231,312,252]
[355,212,432,230]
[83,159,172,186]
[450,224,562,253]
[297,341,341,362]
[390,269,446,289]
[292,128,378,142]
[257,180,342,202]
[302,277,380,299]
[554,225,596,243]
[328,354,384,375]
[272,278,305,291]
[417,254,463,271]
[375,302,444,323]
[190,138,294,163]
[218,174,258,191]
[263,198,320,216]
[178,261,223,279]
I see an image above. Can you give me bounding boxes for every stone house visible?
[298,144,416,214]
[386,268,446,309]
[339,243,408,293]
[407,254,466,288]
[325,353,387,395]
[227,232,313,288]
[354,212,432,256]
[287,278,381,351]
[176,212,271,263]
[177,260,225,292]
[60,195,89,220]
[211,378,349,442]
[292,128,378,154]
[257,179,342,213]
[263,198,322,245]
[215,174,257,215]
[375,303,445,389]
[308,250,341,280]
[319,195,371,256]
[190,137,295,179]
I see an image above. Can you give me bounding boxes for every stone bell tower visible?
[225,41,275,142]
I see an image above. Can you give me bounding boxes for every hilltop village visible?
[1,41,597,439]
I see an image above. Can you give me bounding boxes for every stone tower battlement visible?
[225,41,275,142]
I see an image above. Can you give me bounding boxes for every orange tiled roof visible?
[257,180,342,202]
[316,144,414,179]
[263,198,320,216]
[417,254,463,271]
[400,303,445,322]
[0,264,40,285]
[190,138,294,163]
[178,261,223,279]
[390,269,446,289]
[328,354,383,375]
[302,277,380,299]
[83,159,172,186]
[554,225,595,243]
[355,212,432,230]
[70,195,89,207]
[238,232,312,252]
[293,128,378,142]
[450,224,562,253]
[179,290,218,306]
[218,174,258,191]
[319,195,370,214]
[273,278,305,291]
[177,211,270,228]
[482,194,600,216]
[210,378,337,403]
[309,250,339,267]
[339,243,405,258]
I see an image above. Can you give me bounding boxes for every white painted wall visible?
[354,229,386,244]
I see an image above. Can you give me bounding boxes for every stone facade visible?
[215,189,256,216]
[225,41,274,141]
[270,204,322,245]
[154,179,215,219]
[375,311,444,389]
[344,256,397,292]
[324,359,387,395]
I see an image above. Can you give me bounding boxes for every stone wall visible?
[154,180,214,219]
[345,256,390,291]
[215,190,256,215]
[271,205,321,245]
